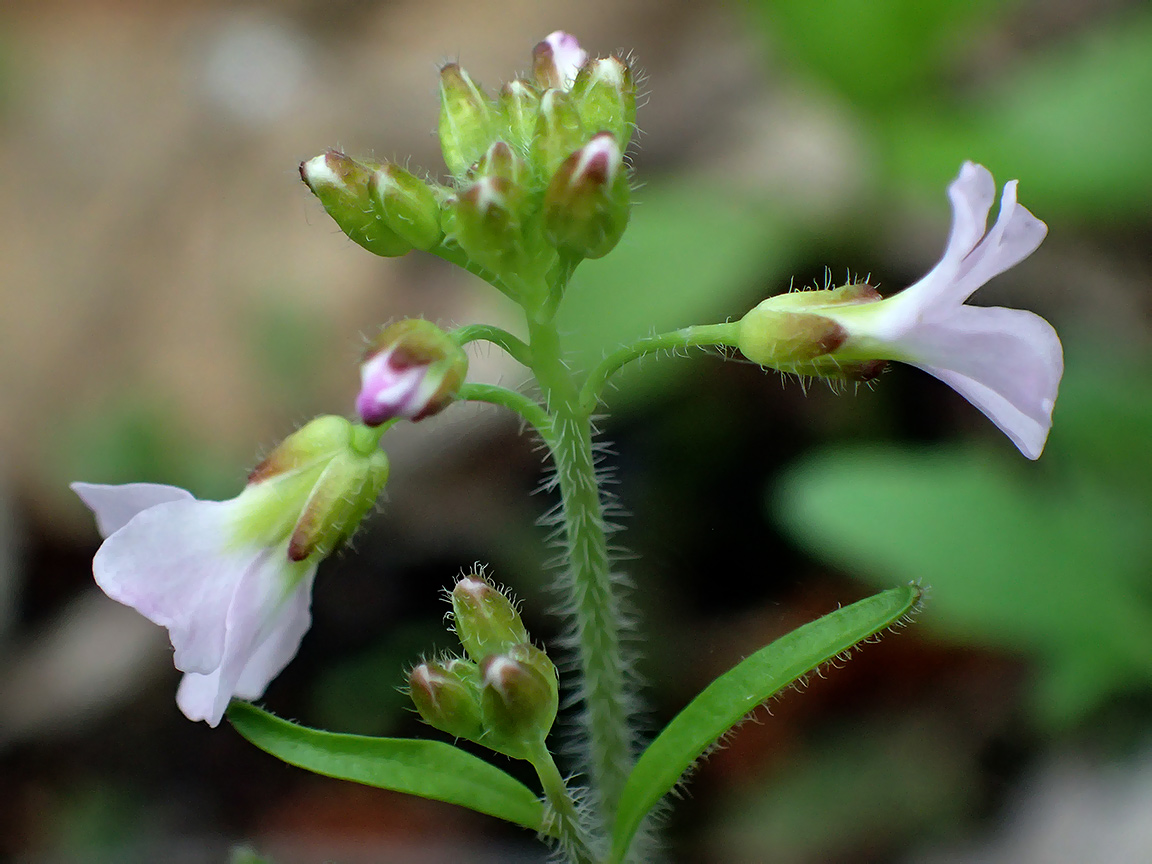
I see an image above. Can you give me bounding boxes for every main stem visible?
[528,314,633,833]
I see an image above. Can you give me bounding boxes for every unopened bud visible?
[737,283,888,381]
[571,56,637,147]
[543,133,630,259]
[473,141,528,188]
[356,320,468,426]
[439,63,497,178]
[532,89,586,183]
[409,658,485,740]
[451,573,530,663]
[498,80,542,155]
[448,177,524,275]
[369,164,443,252]
[532,31,587,91]
[480,644,558,756]
[300,151,413,257]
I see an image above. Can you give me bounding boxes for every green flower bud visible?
[369,164,443,252]
[479,644,559,757]
[357,319,469,426]
[571,56,637,148]
[737,282,888,381]
[409,658,485,741]
[451,573,530,663]
[497,80,542,156]
[439,63,497,178]
[235,416,389,561]
[448,177,524,275]
[532,89,586,183]
[473,140,529,189]
[543,132,630,259]
[299,151,413,257]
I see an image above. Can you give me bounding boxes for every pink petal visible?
[72,482,193,538]
[543,31,587,89]
[91,497,254,675]
[951,180,1048,300]
[175,551,314,726]
[897,305,1063,459]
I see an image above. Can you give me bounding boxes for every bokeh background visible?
[2,0,1151,861]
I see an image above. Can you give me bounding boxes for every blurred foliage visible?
[773,345,1152,728]
[707,716,978,863]
[559,181,793,403]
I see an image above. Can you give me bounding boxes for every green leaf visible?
[227,701,547,834]
[773,440,1152,726]
[609,586,921,863]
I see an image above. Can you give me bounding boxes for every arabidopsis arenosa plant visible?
[739,161,1062,458]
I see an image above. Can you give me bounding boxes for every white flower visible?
[739,162,1063,459]
[72,481,317,727]
[72,415,390,726]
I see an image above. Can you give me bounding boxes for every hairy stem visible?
[533,747,599,864]
[528,315,634,832]
[578,322,742,414]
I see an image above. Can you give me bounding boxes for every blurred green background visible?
[1,0,1150,862]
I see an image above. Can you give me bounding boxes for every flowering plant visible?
[74,31,1060,864]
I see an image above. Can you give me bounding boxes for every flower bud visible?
[497,80,542,155]
[473,140,528,189]
[300,151,413,257]
[451,573,530,664]
[737,282,888,381]
[234,416,389,561]
[532,89,586,183]
[439,63,497,178]
[409,658,485,741]
[479,644,559,757]
[369,164,443,252]
[532,31,587,91]
[356,319,468,426]
[571,56,637,148]
[543,133,630,259]
[448,177,524,275]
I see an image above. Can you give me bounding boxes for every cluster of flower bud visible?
[408,572,558,761]
[300,32,637,302]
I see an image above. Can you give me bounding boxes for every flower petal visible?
[175,550,313,726]
[905,162,996,306]
[543,31,587,89]
[233,570,316,700]
[950,179,1048,301]
[72,482,193,538]
[91,497,254,674]
[896,305,1063,459]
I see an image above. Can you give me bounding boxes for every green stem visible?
[533,748,599,864]
[450,324,533,367]
[527,314,633,831]
[459,383,552,438]
[579,322,741,414]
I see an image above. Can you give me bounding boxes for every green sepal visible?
[299,151,413,257]
[227,701,549,835]
[609,585,922,864]
[369,164,443,252]
[532,89,586,183]
[439,63,497,178]
[571,56,637,147]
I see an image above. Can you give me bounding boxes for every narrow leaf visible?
[228,701,547,834]
[610,586,920,863]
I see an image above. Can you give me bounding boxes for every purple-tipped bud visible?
[479,643,559,756]
[356,320,468,426]
[543,132,630,259]
[300,151,412,257]
[409,658,485,741]
[448,176,525,276]
[451,572,530,664]
[532,31,587,91]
